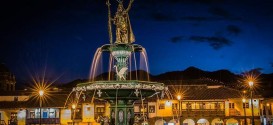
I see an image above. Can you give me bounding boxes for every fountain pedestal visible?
[109,100,134,125]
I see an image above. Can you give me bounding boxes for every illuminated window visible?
[172,103,178,110]
[96,107,105,113]
[149,106,155,113]
[215,103,220,109]
[159,103,165,109]
[243,103,249,108]
[29,111,35,118]
[140,105,147,113]
[229,103,234,109]
[186,103,192,109]
[200,103,206,109]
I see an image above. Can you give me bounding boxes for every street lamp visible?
[177,95,181,124]
[242,98,247,125]
[248,81,255,125]
[39,90,44,125]
[72,104,76,125]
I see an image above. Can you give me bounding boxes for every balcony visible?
[229,109,241,116]
[26,118,60,125]
[176,109,225,117]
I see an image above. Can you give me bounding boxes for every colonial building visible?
[260,98,273,125]
[0,85,264,125]
[0,63,16,91]
[142,85,262,125]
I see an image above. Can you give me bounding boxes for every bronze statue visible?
[107,0,135,44]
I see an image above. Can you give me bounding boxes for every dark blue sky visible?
[1,0,273,83]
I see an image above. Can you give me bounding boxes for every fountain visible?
[71,0,167,125]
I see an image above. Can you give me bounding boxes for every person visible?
[112,0,135,44]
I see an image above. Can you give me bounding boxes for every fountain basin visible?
[73,80,165,100]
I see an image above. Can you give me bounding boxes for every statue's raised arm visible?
[126,0,134,12]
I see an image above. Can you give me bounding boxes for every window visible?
[149,106,155,113]
[43,111,48,118]
[172,103,178,110]
[201,103,206,109]
[186,103,192,109]
[96,107,105,113]
[140,105,147,113]
[49,111,56,118]
[229,103,234,109]
[29,111,35,118]
[215,103,220,109]
[14,97,18,102]
[159,103,165,109]
[134,106,140,112]
[243,103,249,108]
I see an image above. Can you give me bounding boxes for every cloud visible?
[170,36,184,43]
[150,15,241,22]
[208,7,231,18]
[226,25,241,35]
[179,16,241,21]
[170,35,232,50]
[189,36,232,49]
[150,13,177,21]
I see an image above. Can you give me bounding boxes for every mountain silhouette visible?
[57,66,273,97]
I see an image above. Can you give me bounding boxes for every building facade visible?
[0,85,264,125]
[0,63,16,91]
[260,98,273,125]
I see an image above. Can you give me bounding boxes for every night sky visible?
[1,0,273,83]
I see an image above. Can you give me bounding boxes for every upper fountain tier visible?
[73,0,166,100]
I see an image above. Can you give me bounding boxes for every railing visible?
[176,109,225,116]
[26,118,60,124]
[229,109,241,116]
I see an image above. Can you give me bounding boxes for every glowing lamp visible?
[177,95,181,100]
[39,90,44,96]
[72,104,76,109]
[248,81,254,87]
[242,98,246,103]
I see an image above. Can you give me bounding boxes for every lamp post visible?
[72,104,76,125]
[177,95,181,124]
[249,81,255,125]
[242,98,247,125]
[39,90,44,125]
